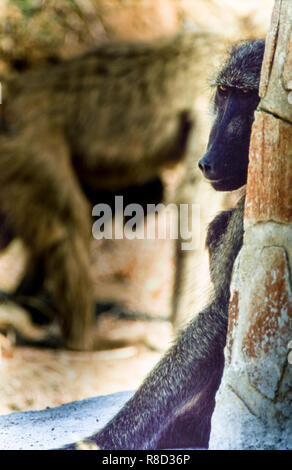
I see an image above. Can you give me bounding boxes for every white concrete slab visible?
[0,390,134,450]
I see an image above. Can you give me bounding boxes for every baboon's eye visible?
[218,85,228,93]
[218,85,228,96]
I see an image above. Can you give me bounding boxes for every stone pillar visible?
[209,0,292,450]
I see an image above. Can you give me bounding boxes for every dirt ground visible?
[0,343,164,415]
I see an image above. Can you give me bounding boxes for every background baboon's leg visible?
[0,212,14,249]
[0,130,93,349]
[14,256,45,298]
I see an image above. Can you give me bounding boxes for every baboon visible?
[0,32,214,349]
[63,39,265,449]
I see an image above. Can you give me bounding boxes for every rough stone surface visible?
[283,29,292,88]
[260,0,292,123]
[237,245,291,398]
[245,111,292,224]
[0,391,134,450]
[259,0,281,99]
[210,233,292,450]
[210,385,291,450]
[243,222,292,269]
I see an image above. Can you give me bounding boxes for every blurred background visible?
[0,0,273,415]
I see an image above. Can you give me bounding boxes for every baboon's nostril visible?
[198,158,212,177]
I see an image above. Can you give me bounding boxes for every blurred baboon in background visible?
[0,31,217,349]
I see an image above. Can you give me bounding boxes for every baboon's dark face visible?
[198,85,260,191]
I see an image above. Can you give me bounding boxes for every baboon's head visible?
[198,39,265,191]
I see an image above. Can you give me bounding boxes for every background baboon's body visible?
[3,33,210,190]
[0,32,214,348]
